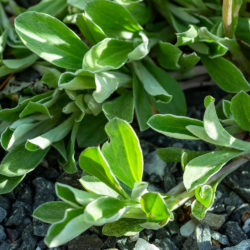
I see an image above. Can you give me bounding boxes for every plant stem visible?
[165,157,249,211]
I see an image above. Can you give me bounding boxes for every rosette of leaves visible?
[0,0,68,78]
[153,0,250,91]
[0,0,191,193]
[148,94,250,220]
[33,118,177,247]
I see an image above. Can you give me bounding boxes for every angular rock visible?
[243,218,250,233]
[20,224,37,250]
[144,151,166,182]
[164,163,176,192]
[180,220,197,237]
[224,239,250,250]
[225,221,247,245]
[0,226,6,241]
[195,223,212,250]
[0,196,10,210]
[33,218,49,237]
[231,204,250,224]
[211,231,229,246]
[5,206,26,226]
[203,213,226,230]
[33,177,55,209]
[134,238,159,250]
[0,207,7,223]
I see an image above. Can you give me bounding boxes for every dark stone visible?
[116,238,128,250]
[12,201,32,214]
[224,239,250,250]
[164,164,176,192]
[42,168,60,180]
[231,204,250,224]
[167,221,180,235]
[223,162,250,203]
[102,237,117,249]
[33,219,49,237]
[224,192,243,207]
[0,242,9,250]
[15,184,33,203]
[32,177,55,209]
[20,225,37,250]
[183,236,198,250]
[195,224,212,250]
[144,151,166,183]
[0,226,6,241]
[155,238,178,250]
[6,228,21,242]
[67,234,103,250]
[5,206,26,226]
[37,240,47,250]
[0,196,10,210]
[0,207,7,223]
[225,221,247,245]
[155,228,170,239]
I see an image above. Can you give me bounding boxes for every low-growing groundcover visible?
[0,0,250,248]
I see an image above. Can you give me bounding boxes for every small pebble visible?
[203,212,226,230]
[134,238,159,250]
[225,221,247,245]
[180,220,197,237]
[195,223,212,250]
[223,239,250,250]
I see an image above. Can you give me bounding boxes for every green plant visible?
[34,93,250,246]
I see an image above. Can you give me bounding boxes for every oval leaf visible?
[15,12,88,69]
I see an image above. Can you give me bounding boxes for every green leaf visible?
[195,185,213,208]
[148,114,203,140]
[84,197,126,225]
[79,175,120,198]
[157,147,206,163]
[176,25,199,46]
[93,71,131,103]
[204,101,250,151]
[82,38,135,73]
[0,174,25,194]
[132,74,153,131]
[140,192,173,224]
[60,122,79,174]
[85,0,142,39]
[26,115,75,151]
[133,61,172,103]
[192,181,219,220]
[59,70,95,91]
[179,52,200,73]
[76,13,106,45]
[103,91,134,122]
[15,12,88,69]
[45,209,90,247]
[56,183,100,208]
[128,32,151,61]
[222,100,232,119]
[0,143,49,177]
[102,218,143,236]
[79,147,126,197]
[231,91,250,132]
[143,59,186,115]
[33,201,73,223]
[183,150,242,191]
[102,118,143,188]
[201,56,250,93]
[131,182,148,200]
[28,0,67,16]
[76,113,107,147]
[157,42,182,70]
